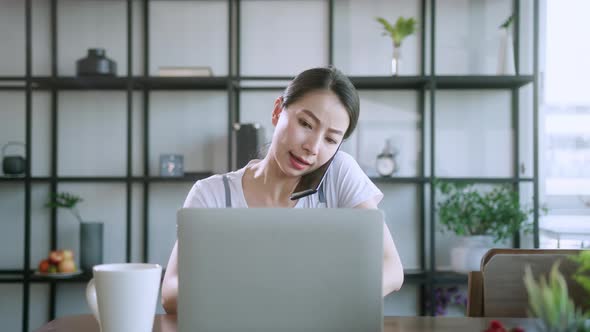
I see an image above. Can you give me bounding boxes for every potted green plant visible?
[46,192,103,272]
[436,181,536,273]
[524,262,590,332]
[375,16,417,76]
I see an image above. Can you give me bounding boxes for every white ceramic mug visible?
[86,263,162,332]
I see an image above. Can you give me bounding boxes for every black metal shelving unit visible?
[0,0,539,330]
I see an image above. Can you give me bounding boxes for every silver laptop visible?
[177,208,384,332]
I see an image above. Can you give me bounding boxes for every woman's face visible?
[270,89,350,177]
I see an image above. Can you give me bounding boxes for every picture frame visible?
[159,154,184,177]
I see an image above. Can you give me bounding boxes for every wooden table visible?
[35,314,540,331]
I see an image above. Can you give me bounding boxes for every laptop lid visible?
[177,208,384,332]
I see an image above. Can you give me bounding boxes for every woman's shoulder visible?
[193,168,244,191]
[331,150,360,170]
[184,169,244,208]
[183,175,222,208]
[325,151,383,207]
[325,150,366,185]
[196,173,224,188]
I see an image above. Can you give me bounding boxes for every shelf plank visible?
[0,77,27,90]
[54,176,129,182]
[0,275,23,283]
[33,76,131,90]
[2,175,214,182]
[147,173,213,182]
[0,176,27,182]
[351,76,428,89]
[434,75,534,89]
[0,175,535,184]
[237,76,428,90]
[436,177,534,184]
[404,269,428,283]
[0,75,535,91]
[26,76,228,90]
[0,77,27,81]
[0,269,431,284]
[0,269,24,274]
[139,77,228,90]
[430,271,469,284]
[237,76,296,90]
[0,270,24,283]
[237,75,532,90]
[0,176,127,183]
[29,272,92,283]
[370,176,430,184]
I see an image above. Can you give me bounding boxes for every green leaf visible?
[45,192,85,223]
[375,16,417,47]
[45,192,83,209]
[500,14,514,29]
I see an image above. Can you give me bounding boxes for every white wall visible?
[0,0,535,330]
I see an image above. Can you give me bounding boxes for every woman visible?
[161,66,404,314]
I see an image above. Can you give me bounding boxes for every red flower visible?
[490,320,504,329]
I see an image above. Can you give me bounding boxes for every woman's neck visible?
[243,155,300,207]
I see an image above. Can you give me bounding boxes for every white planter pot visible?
[450,235,494,274]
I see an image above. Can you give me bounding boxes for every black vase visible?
[76,48,117,76]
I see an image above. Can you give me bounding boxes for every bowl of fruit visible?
[36,249,83,278]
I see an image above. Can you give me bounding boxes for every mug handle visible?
[85,278,101,326]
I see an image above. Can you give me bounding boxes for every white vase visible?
[450,235,494,274]
[392,45,401,76]
[497,29,515,75]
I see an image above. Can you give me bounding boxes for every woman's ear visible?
[271,96,284,126]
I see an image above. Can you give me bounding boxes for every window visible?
[540,0,590,248]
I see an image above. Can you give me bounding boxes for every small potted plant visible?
[497,14,516,75]
[46,192,103,272]
[375,16,417,76]
[436,181,536,273]
[524,262,590,331]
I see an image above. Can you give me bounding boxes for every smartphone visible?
[290,150,338,201]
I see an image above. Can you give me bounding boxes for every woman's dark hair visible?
[281,66,360,139]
